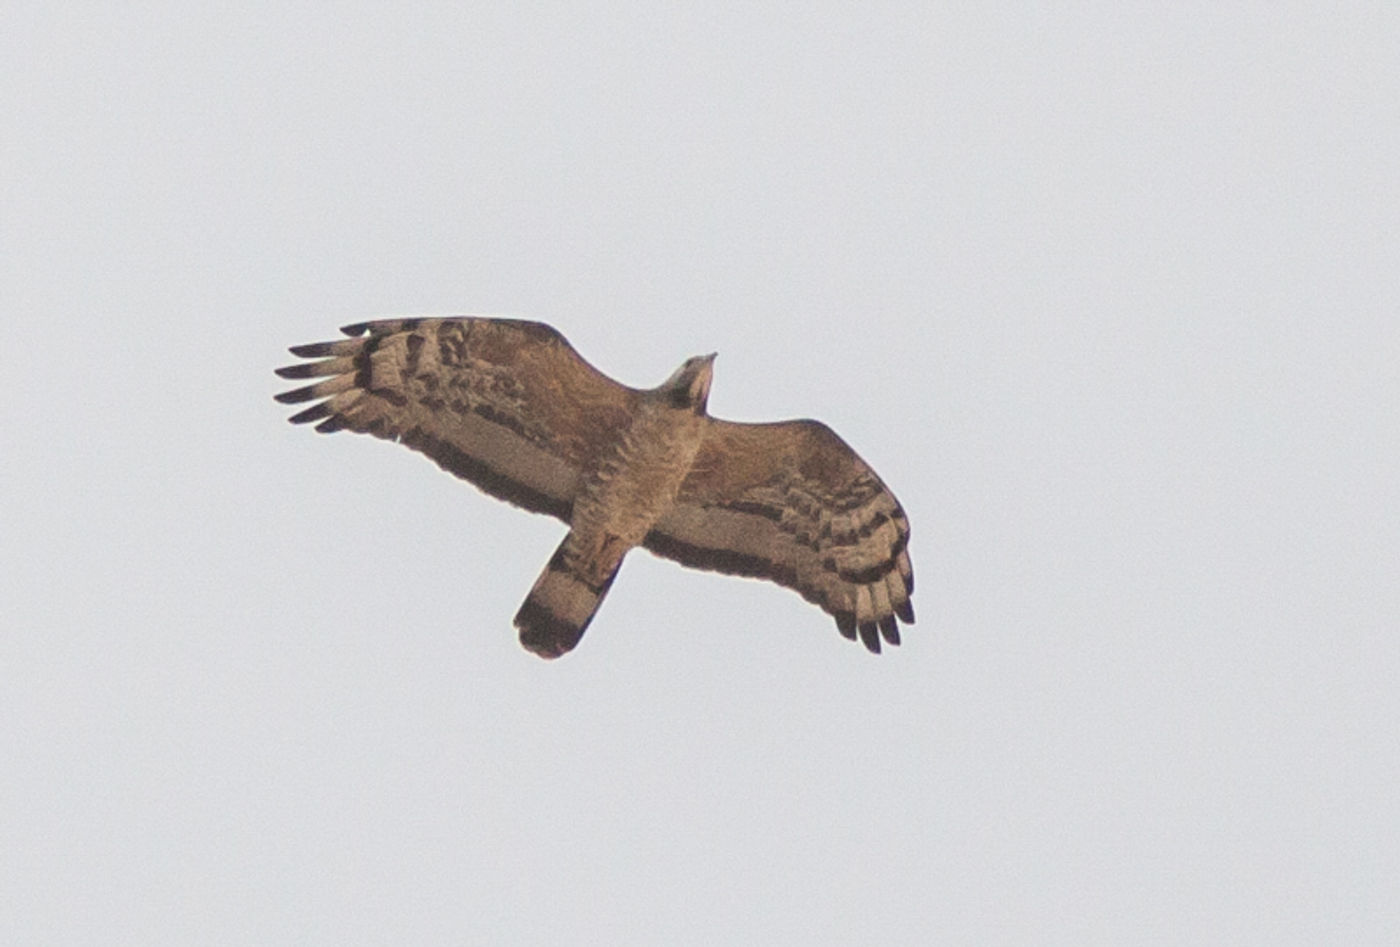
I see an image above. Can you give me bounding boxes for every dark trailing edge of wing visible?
[643,530,797,588]
[397,427,573,521]
[643,528,906,653]
[279,388,574,518]
[275,328,576,521]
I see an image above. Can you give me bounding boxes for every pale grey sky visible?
[3,4,1397,944]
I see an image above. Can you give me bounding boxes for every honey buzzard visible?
[275,318,913,658]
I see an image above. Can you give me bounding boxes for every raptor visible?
[275,318,913,658]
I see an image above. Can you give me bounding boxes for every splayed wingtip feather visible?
[274,385,320,404]
[857,621,881,654]
[289,341,333,358]
[288,402,331,425]
[878,614,900,646]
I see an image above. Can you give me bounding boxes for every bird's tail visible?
[514,532,627,659]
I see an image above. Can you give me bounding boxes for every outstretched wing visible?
[275,317,637,521]
[643,419,913,653]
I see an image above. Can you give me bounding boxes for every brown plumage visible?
[275,317,913,658]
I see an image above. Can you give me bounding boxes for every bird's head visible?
[662,352,717,413]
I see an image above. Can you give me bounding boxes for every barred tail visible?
[514,533,626,659]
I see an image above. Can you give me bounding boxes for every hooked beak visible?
[695,353,717,407]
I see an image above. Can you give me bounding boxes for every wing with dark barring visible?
[275,317,638,521]
[643,418,913,653]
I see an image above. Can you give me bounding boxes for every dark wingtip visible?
[835,611,857,641]
[274,385,319,404]
[895,598,915,624]
[275,362,323,379]
[314,416,345,434]
[288,341,336,358]
[878,614,901,646]
[288,402,332,425]
[340,322,369,337]
[857,621,882,654]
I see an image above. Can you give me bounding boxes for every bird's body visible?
[275,317,912,658]
[571,375,711,548]
[514,355,715,656]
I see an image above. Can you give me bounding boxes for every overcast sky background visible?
[3,4,1397,944]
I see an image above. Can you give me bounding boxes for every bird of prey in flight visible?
[275,317,913,658]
